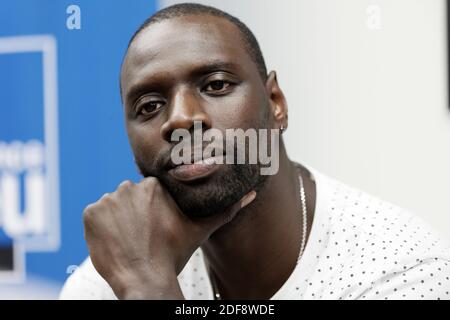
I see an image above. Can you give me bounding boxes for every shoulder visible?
[59,257,117,300]
[313,169,450,258]
[361,257,450,299]
[304,168,450,299]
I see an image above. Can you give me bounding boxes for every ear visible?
[265,71,288,130]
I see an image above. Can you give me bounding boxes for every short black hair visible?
[125,2,268,81]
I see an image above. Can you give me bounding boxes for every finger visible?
[197,190,257,235]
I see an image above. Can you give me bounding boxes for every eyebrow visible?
[124,60,240,105]
[189,61,239,77]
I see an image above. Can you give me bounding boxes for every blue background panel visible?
[0,53,44,142]
[0,0,158,291]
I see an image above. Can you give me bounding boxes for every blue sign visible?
[0,0,157,297]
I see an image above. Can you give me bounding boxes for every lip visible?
[168,155,224,182]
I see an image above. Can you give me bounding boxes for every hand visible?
[82,177,256,299]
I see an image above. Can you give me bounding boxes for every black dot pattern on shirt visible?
[295,174,450,300]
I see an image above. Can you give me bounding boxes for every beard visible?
[136,151,268,218]
[135,104,273,218]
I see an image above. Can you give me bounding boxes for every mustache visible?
[157,141,227,171]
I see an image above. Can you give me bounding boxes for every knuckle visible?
[82,204,96,224]
[82,193,114,225]
[99,193,114,205]
[117,179,133,190]
[141,177,162,192]
[83,202,96,214]
[143,176,157,186]
[99,192,110,200]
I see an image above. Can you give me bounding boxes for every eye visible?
[140,101,164,115]
[134,96,165,116]
[204,80,231,93]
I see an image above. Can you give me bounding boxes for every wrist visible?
[111,268,184,300]
[121,282,183,300]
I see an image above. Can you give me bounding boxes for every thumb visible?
[198,190,257,236]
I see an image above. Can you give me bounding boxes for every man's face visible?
[120,15,273,217]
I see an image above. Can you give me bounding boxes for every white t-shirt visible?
[59,166,450,300]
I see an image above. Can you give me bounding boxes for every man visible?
[60,3,450,300]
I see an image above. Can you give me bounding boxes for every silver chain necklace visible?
[210,170,308,300]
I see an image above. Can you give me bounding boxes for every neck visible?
[201,148,315,299]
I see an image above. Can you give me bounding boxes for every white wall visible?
[162,0,450,237]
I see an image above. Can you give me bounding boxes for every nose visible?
[160,87,212,141]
